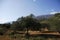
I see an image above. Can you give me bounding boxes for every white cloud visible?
[49,9,60,14]
[0,18,6,23]
[50,12,60,14]
[0,18,10,24]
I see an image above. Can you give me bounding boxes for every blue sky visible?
[0,0,60,23]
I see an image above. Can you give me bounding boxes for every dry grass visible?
[0,35,10,40]
[0,31,60,40]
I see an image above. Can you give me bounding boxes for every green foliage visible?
[11,14,41,31]
[54,13,60,17]
[48,13,60,31]
[0,23,10,35]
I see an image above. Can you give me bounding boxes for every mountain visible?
[36,14,54,20]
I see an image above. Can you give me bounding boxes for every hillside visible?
[36,14,54,20]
